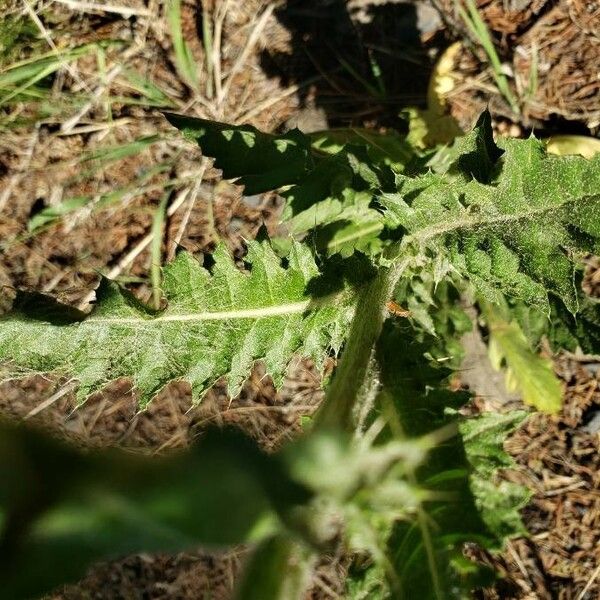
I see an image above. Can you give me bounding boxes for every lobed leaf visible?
[164,113,315,195]
[167,112,600,312]
[382,112,600,313]
[511,287,600,357]
[481,299,562,413]
[165,113,413,257]
[0,241,354,405]
[459,411,530,540]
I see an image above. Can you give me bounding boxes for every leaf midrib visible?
[85,300,311,325]
[83,291,347,326]
[403,194,593,248]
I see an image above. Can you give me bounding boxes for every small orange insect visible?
[386,301,411,318]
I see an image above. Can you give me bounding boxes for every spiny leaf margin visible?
[0,241,354,405]
[381,113,600,314]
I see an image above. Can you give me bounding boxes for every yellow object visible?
[545,135,600,159]
[428,42,462,115]
[404,43,463,149]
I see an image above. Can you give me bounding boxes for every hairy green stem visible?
[314,265,400,431]
[265,259,405,599]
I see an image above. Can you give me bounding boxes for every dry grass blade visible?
[52,0,152,17]
[20,0,91,94]
[217,3,274,109]
[60,64,121,133]
[24,380,77,420]
[150,191,168,310]
[211,0,230,103]
[576,562,600,600]
[168,160,208,261]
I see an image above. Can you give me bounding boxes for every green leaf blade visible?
[0,242,354,405]
[0,422,308,599]
[382,114,600,314]
[164,113,315,195]
[376,323,527,598]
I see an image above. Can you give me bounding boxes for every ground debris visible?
[476,353,600,599]
[436,0,600,132]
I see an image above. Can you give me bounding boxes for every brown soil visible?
[470,353,600,600]
[435,0,600,134]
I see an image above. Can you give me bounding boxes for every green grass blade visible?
[457,0,520,115]
[82,134,161,164]
[167,0,199,91]
[120,69,177,107]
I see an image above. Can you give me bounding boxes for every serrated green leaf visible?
[282,149,391,256]
[166,114,404,257]
[164,113,314,195]
[459,411,531,540]
[381,112,600,313]
[481,300,562,413]
[310,127,415,172]
[549,296,600,354]
[346,560,389,600]
[393,274,472,366]
[449,111,503,183]
[0,241,354,405]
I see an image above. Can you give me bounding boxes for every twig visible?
[506,541,533,593]
[217,4,274,110]
[52,0,152,17]
[25,380,77,419]
[168,160,207,261]
[576,562,600,600]
[57,117,133,136]
[60,65,122,133]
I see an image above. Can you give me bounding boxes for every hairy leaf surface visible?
[167,112,600,308]
[511,288,600,356]
[460,411,530,540]
[0,241,354,404]
[382,113,600,312]
[165,113,405,256]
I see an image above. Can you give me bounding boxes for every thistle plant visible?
[1,111,598,599]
